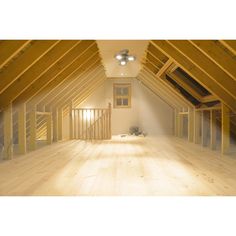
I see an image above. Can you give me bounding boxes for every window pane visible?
[122,98,128,106]
[116,88,122,95]
[122,87,128,95]
[116,98,122,106]
[115,87,129,96]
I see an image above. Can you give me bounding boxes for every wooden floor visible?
[0,135,236,196]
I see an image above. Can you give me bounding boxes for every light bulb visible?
[115,54,122,60]
[120,60,127,66]
[128,55,135,61]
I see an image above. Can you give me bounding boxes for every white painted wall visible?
[76,78,174,136]
[138,83,174,135]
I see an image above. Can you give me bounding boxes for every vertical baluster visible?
[85,109,88,140]
[98,109,100,140]
[108,103,111,139]
[82,109,84,140]
[93,109,95,140]
[72,109,76,139]
[101,109,104,139]
[78,110,80,139]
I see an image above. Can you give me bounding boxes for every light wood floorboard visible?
[0,135,236,196]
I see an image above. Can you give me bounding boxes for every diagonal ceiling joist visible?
[35,52,101,110]
[0,40,59,94]
[26,44,100,109]
[142,62,194,108]
[151,40,236,112]
[63,74,106,113]
[167,40,236,99]
[0,40,31,68]
[140,68,191,108]
[0,40,80,110]
[52,66,105,110]
[146,52,163,69]
[138,74,180,109]
[220,40,236,55]
[72,74,107,109]
[190,40,236,81]
[13,40,95,106]
[46,63,103,110]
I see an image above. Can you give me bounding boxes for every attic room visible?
[0,39,236,196]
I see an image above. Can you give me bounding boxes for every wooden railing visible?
[71,103,111,140]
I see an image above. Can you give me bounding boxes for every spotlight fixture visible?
[114,49,136,66]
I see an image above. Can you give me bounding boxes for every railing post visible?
[69,102,74,140]
[108,103,111,139]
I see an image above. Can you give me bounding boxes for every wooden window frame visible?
[113,83,131,108]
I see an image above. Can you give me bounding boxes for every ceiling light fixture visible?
[114,49,136,66]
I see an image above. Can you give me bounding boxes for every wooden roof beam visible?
[36,53,101,110]
[145,53,164,69]
[45,62,103,109]
[220,40,236,55]
[166,40,236,100]
[60,70,106,110]
[156,59,173,78]
[72,75,107,108]
[147,43,169,64]
[26,47,100,109]
[142,66,194,108]
[166,71,202,101]
[0,40,59,94]
[138,74,180,109]
[190,40,236,81]
[141,68,191,108]
[0,40,80,111]
[151,40,236,112]
[13,40,95,106]
[0,40,31,68]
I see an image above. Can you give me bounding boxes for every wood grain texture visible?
[0,135,236,196]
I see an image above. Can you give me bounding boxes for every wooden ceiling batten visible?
[26,44,100,108]
[167,40,236,100]
[0,40,80,111]
[13,40,95,106]
[47,63,103,110]
[0,40,31,69]
[220,40,236,56]
[151,40,236,112]
[0,40,59,94]
[190,40,236,81]
[36,52,101,110]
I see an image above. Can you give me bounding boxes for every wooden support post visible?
[3,103,13,160]
[194,109,201,144]
[188,108,194,142]
[82,109,84,140]
[69,102,74,140]
[174,109,177,136]
[47,114,52,145]
[178,113,183,138]
[221,103,230,154]
[18,103,26,154]
[201,111,209,147]
[58,108,63,140]
[210,110,217,150]
[108,103,111,139]
[52,109,58,142]
[29,108,37,150]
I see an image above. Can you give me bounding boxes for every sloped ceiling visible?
[97,40,148,78]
